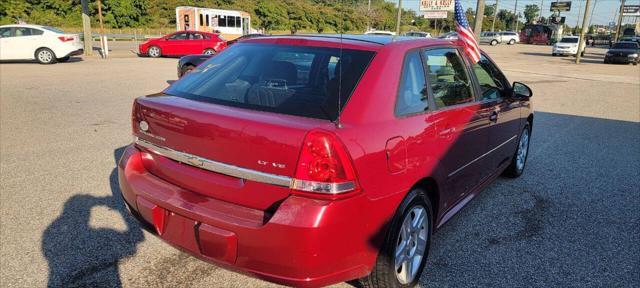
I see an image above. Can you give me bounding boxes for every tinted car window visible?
[14,27,32,36]
[30,28,44,35]
[166,43,375,121]
[423,48,474,108]
[0,28,11,38]
[472,55,508,100]
[612,42,639,49]
[190,33,204,40]
[169,33,188,40]
[559,38,579,43]
[396,50,428,116]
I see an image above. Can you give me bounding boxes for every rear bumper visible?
[117,144,378,287]
[64,49,84,57]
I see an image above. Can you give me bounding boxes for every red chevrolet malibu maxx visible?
[138,30,227,58]
[119,35,533,287]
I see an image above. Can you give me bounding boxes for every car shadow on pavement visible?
[41,146,144,288]
[0,57,84,64]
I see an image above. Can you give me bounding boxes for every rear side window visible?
[396,51,428,116]
[166,43,375,121]
[423,48,474,108]
[31,28,44,35]
[14,28,32,37]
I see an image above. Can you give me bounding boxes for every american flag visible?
[454,0,481,63]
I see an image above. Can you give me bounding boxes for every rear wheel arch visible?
[412,177,440,223]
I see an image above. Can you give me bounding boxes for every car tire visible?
[359,188,432,288]
[509,39,515,45]
[180,64,195,77]
[503,123,531,178]
[203,48,216,55]
[491,40,498,46]
[35,48,57,64]
[148,46,162,58]
[552,53,557,56]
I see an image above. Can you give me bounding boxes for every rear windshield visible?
[166,43,375,121]
[559,37,579,43]
[612,42,638,49]
[41,26,64,33]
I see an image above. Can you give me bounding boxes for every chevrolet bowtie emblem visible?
[185,155,205,167]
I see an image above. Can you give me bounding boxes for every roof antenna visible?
[335,0,344,129]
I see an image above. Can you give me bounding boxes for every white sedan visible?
[0,24,83,64]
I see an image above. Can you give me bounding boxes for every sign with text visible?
[423,11,448,19]
[420,0,455,12]
[622,5,640,16]
[550,1,572,12]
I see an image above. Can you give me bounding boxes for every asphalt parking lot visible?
[1,43,638,288]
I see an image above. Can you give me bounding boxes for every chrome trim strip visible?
[135,138,293,187]
[448,135,518,178]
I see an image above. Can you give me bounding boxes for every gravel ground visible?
[1,43,638,288]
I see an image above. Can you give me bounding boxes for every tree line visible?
[1,0,540,33]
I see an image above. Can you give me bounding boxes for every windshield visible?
[165,43,375,121]
[559,38,579,43]
[612,43,638,49]
[41,26,64,33]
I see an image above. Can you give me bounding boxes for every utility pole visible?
[615,0,626,41]
[539,0,544,21]
[575,0,591,64]
[396,0,402,35]
[80,0,92,56]
[492,0,499,32]
[474,0,486,39]
[513,0,519,31]
[588,0,599,27]
[576,0,583,30]
[97,0,107,58]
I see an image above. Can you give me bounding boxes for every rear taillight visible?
[58,36,74,42]
[292,130,359,197]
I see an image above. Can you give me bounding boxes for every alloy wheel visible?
[38,50,53,63]
[149,47,160,57]
[516,128,530,171]
[395,206,428,284]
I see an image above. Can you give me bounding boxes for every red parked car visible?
[119,35,533,287]
[138,31,226,58]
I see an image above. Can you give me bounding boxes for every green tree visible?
[0,0,30,24]
[523,4,540,24]
[254,0,288,32]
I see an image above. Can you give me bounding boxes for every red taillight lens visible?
[58,36,74,42]
[292,130,359,196]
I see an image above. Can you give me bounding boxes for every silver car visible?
[498,31,520,45]
[480,32,502,46]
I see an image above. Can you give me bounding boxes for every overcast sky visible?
[392,0,639,27]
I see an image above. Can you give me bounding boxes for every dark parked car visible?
[177,54,212,77]
[120,34,533,287]
[226,33,265,46]
[177,34,265,77]
[604,41,639,65]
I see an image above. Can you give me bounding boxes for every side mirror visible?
[512,82,533,98]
